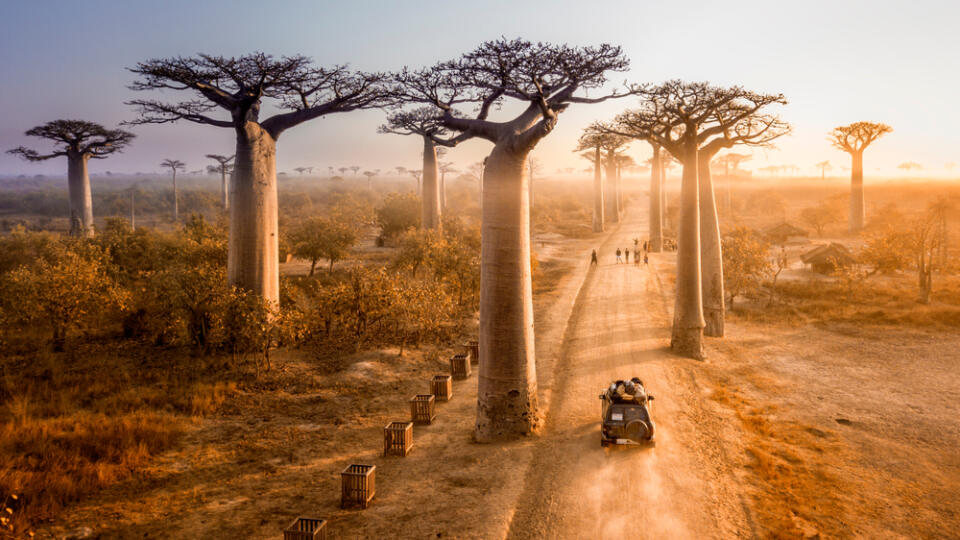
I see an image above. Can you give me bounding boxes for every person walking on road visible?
[624,249,630,263]
[634,248,640,265]
[590,249,598,266]
[615,248,623,264]
[643,252,649,265]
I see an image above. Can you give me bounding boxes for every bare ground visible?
[34,194,960,539]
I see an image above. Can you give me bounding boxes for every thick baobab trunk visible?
[698,154,725,337]
[649,145,663,252]
[592,147,604,232]
[671,142,705,359]
[66,153,94,237]
[604,150,619,224]
[221,169,229,210]
[616,163,623,214]
[440,171,447,213]
[849,151,864,232]
[475,142,540,441]
[228,123,280,305]
[660,162,667,232]
[421,137,441,229]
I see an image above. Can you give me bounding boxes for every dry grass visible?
[710,381,847,539]
[0,344,247,535]
[731,274,960,330]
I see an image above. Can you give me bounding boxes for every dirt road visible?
[507,204,751,539]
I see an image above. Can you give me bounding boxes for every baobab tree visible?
[815,159,832,180]
[408,169,423,194]
[898,161,922,173]
[714,152,751,212]
[363,169,378,189]
[439,161,457,212]
[206,154,235,209]
[578,125,629,224]
[829,121,892,232]
[606,81,789,354]
[127,53,393,303]
[350,165,360,177]
[160,159,186,222]
[380,107,468,229]
[576,134,606,232]
[8,120,134,237]
[395,38,630,440]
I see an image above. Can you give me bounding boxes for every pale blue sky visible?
[1,0,958,178]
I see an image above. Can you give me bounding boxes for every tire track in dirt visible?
[505,201,749,539]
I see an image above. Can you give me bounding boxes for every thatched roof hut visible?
[800,243,855,274]
[764,222,809,244]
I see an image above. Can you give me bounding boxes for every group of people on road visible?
[590,238,649,267]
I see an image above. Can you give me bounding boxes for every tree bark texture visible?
[228,122,280,305]
[475,142,540,441]
[649,145,663,252]
[671,141,705,359]
[604,150,619,224]
[66,153,94,238]
[221,169,229,210]
[592,146,604,232]
[849,151,864,232]
[698,154,725,337]
[421,137,441,230]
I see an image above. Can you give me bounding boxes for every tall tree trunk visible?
[476,142,540,441]
[421,137,441,229]
[660,161,667,232]
[671,141,705,359]
[649,144,663,252]
[66,152,94,238]
[228,122,280,304]
[849,151,864,232]
[604,150,619,224]
[616,162,623,213]
[440,171,447,213]
[698,154,725,337]
[592,146,604,232]
[221,169,229,210]
[172,170,179,223]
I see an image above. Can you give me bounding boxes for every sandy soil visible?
[35,193,960,539]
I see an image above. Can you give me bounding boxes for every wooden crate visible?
[431,374,453,401]
[383,421,414,457]
[450,353,471,380]
[283,517,327,540]
[467,340,480,365]
[409,394,436,425]
[341,464,376,509]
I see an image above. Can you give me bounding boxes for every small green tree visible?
[393,228,444,277]
[289,217,358,275]
[800,198,844,237]
[722,227,771,308]
[375,192,421,239]
[1,246,129,351]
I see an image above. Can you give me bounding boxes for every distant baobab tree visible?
[815,160,832,180]
[579,125,629,225]
[206,154,235,209]
[394,37,630,440]
[350,165,360,176]
[160,159,186,222]
[338,167,349,177]
[408,169,422,193]
[713,152,751,212]
[439,162,457,212]
[829,121,893,232]
[380,107,467,229]
[362,169,378,189]
[293,166,314,175]
[327,166,335,177]
[897,161,922,172]
[576,133,606,232]
[126,52,394,304]
[8,119,134,237]
[606,81,789,353]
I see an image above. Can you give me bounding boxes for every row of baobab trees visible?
[5,38,891,442]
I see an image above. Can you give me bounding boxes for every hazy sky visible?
[1,0,958,178]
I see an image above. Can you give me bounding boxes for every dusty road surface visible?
[507,206,751,539]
